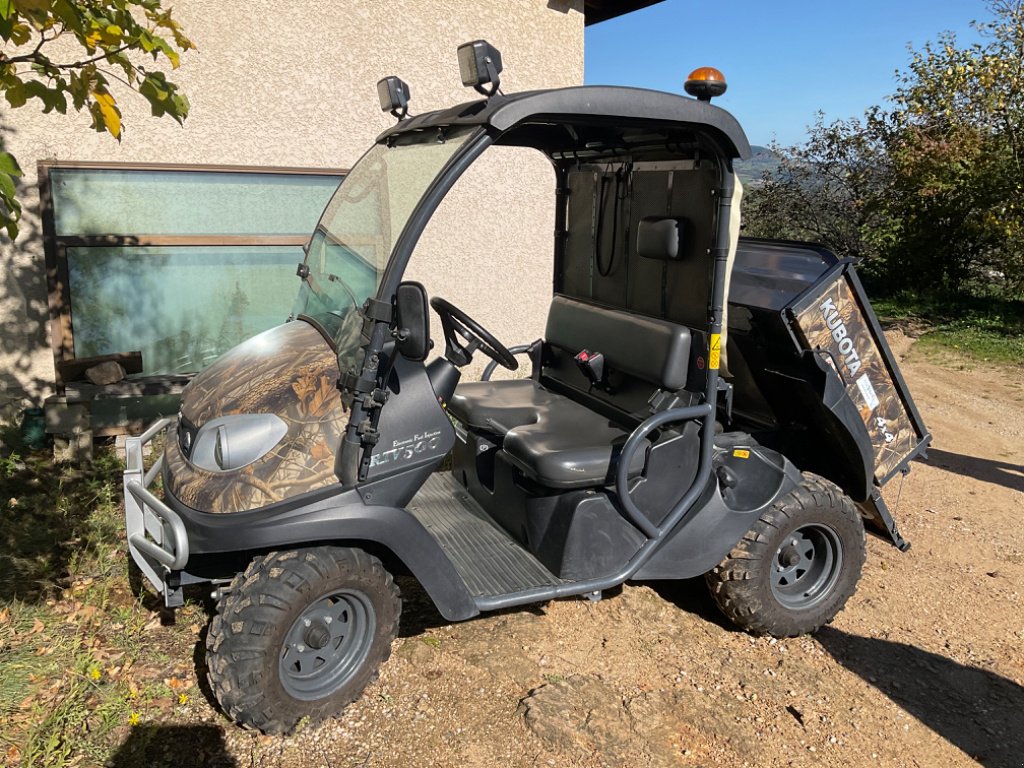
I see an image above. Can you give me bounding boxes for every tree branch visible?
[56,44,134,69]
[3,42,134,70]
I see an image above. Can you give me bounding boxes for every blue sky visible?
[584,0,990,147]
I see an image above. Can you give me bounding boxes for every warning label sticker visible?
[856,372,880,411]
[709,334,721,370]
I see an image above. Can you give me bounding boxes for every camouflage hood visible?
[165,319,351,514]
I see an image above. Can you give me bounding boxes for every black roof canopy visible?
[377,86,751,160]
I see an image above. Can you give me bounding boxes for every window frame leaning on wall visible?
[38,160,347,393]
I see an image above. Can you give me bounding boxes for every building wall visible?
[0,0,585,412]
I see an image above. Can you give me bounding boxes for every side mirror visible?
[394,282,431,361]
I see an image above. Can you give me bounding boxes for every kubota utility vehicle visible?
[123,43,930,734]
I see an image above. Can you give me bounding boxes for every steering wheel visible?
[429,297,518,372]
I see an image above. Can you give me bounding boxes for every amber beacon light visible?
[684,67,728,102]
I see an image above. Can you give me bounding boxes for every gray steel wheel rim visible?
[770,523,843,610]
[279,588,376,700]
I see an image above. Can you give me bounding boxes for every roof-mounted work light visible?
[684,67,728,102]
[457,40,502,97]
[377,76,411,120]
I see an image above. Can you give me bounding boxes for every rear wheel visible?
[705,473,865,637]
[206,546,400,734]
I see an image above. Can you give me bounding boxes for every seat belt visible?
[573,349,606,389]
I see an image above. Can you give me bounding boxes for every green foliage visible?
[874,291,1024,366]
[744,0,1024,298]
[0,0,194,239]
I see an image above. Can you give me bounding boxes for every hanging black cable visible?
[594,166,625,278]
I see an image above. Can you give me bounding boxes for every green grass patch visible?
[873,292,1024,368]
[1,445,212,767]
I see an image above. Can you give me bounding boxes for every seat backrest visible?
[542,295,694,418]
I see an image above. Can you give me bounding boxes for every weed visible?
[1,450,21,478]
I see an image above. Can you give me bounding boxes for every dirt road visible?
[111,334,1024,768]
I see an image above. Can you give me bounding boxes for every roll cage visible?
[334,85,752,486]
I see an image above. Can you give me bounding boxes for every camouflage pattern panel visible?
[793,274,919,483]
[165,320,349,514]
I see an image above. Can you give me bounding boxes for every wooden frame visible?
[38,160,347,391]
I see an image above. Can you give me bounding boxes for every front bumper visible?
[123,417,191,606]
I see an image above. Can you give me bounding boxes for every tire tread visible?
[206,546,400,735]
[705,472,866,638]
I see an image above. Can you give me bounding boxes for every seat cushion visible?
[502,399,649,489]
[448,379,560,434]
[450,379,647,489]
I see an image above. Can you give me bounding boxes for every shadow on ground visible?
[816,627,1024,768]
[644,576,739,632]
[394,575,547,638]
[923,447,1024,494]
[0,448,126,602]
[105,724,236,767]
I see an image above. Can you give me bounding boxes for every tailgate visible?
[787,264,930,485]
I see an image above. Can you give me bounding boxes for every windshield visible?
[291,128,474,367]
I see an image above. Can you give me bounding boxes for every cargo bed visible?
[727,238,931,548]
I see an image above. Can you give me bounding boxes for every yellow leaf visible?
[30,618,44,634]
[0,606,9,624]
[92,90,121,139]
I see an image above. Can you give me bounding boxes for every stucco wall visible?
[0,0,584,412]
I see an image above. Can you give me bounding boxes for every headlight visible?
[189,414,289,473]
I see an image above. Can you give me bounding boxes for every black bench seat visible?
[447,295,693,491]
[450,379,647,488]
[502,398,649,488]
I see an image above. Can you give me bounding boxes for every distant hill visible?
[735,145,780,188]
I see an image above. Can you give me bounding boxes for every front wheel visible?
[206,546,400,734]
[705,473,866,637]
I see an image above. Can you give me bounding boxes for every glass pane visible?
[291,128,476,374]
[67,245,303,376]
[51,168,342,237]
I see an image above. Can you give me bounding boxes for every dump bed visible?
[727,239,930,547]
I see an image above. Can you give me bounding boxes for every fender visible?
[635,447,802,580]
[170,487,479,622]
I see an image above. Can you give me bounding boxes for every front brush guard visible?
[123,417,190,607]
